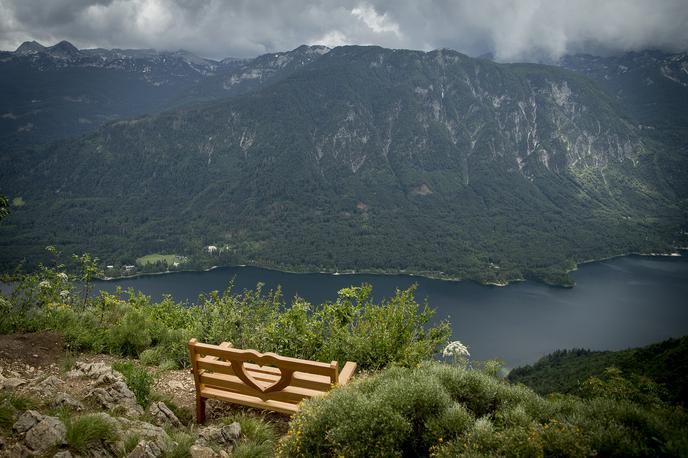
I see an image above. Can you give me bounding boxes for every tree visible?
[0,195,8,222]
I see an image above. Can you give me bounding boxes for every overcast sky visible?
[1,0,687,61]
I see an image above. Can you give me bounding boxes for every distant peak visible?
[15,40,46,55]
[48,40,80,56]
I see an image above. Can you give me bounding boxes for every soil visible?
[0,331,64,367]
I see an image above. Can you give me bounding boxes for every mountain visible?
[1,45,684,283]
[508,336,688,405]
[0,41,329,148]
[560,51,688,201]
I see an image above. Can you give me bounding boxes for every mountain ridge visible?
[1,45,684,284]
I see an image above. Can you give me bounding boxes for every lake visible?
[93,255,688,368]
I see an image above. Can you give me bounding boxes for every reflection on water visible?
[92,255,688,368]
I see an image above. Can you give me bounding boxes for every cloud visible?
[0,0,686,61]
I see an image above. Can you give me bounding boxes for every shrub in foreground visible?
[2,254,450,371]
[278,363,688,457]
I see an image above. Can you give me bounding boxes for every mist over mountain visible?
[1,44,685,284]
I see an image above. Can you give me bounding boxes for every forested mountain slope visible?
[1,46,685,284]
[0,41,328,147]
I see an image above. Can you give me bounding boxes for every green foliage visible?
[221,412,278,458]
[0,194,8,221]
[108,308,153,356]
[1,253,448,372]
[0,391,40,428]
[508,337,688,405]
[65,413,119,453]
[278,362,688,457]
[111,361,155,408]
[123,433,142,455]
[580,367,668,408]
[2,48,685,286]
[0,391,36,430]
[163,430,195,458]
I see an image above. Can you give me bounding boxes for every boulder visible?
[13,410,43,434]
[53,451,73,458]
[86,381,143,417]
[50,392,84,411]
[12,412,67,452]
[115,417,170,445]
[148,401,182,427]
[24,416,67,451]
[6,443,33,458]
[67,362,124,385]
[196,422,241,447]
[1,375,28,390]
[29,375,64,393]
[189,445,217,458]
[126,440,165,458]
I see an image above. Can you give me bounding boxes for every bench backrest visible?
[188,339,351,415]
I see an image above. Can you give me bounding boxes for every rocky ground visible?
[0,332,289,457]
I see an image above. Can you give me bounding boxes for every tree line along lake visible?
[91,254,688,368]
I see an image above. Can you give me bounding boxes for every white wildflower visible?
[443,340,470,358]
[57,272,68,281]
[38,280,51,289]
[443,340,471,367]
[59,290,70,299]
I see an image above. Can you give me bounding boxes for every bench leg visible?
[196,396,206,424]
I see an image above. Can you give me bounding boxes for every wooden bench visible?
[188,339,357,422]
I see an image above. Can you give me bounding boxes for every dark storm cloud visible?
[1,0,687,60]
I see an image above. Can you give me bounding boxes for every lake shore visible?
[96,250,685,288]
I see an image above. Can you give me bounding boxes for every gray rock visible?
[86,381,143,417]
[148,401,182,427]
[53,451,73,458]
[6,443,34,458]
[24,416,67,451]
[127,440,164,458]
[67,362,124,385]
[13,410,43,434]
[220,423,241,444]
[189,445,217,458]
[196,422,241,447]
[50,392,84,411]
[1,376,28,390]
[115,417,170,445]
[29,375,64,393]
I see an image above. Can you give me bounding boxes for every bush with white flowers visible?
[443,340,470,367]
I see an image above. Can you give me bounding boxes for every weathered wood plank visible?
[338,361,357,385]
[196,358,333,391]
[191,343,336,376]
[201,387,299,414]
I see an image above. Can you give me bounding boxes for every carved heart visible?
[230,353,294,397]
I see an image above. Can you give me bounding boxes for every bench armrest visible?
[338,361,357,385]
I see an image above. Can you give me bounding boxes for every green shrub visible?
[221,412,277,445]
[278,362,688,457]
[112,361,155,408]
[0,402,14,429]
[108,308,153,356]
[164,430,195,458]
[66,413,119,453]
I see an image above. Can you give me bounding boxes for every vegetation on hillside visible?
[0,248,450,371]
[1,251,687,456]
[508,337,688,406]
[2,46,685,285]
[278,363,688,457]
